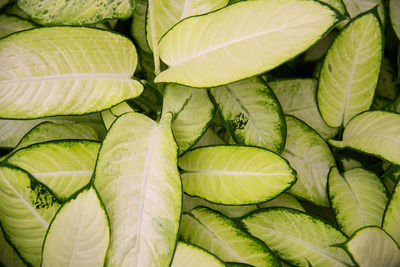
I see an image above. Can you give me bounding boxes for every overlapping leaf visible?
[0,27,143,119]
[171,241,225,267]
[258,193,305,212]
[343,0,385,25]
[383,178,400,245]
[390,0,400,39]
[0,227,26,267]
[0,14,35,38]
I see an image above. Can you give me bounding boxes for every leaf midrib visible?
[0,73,132,84]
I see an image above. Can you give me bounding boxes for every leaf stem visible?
[148,0,161,75]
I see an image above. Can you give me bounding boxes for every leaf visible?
[146,0,228,48]
[329,111,400,165]
[101,102,135,130]
[93,112,181,266]
[282,116,336,207]
[5,140,100,202]
[17,0,134,25]
[269,78,338,139]
[192,128,225,148]
[343,0,385,26]
[0,113,105,149]
[162,83,215,154]
[383,178,400,245]
[41,188,109,267]
[180,207,279,266]
[258,193,305,212]
[0,27,143,119]
[240,207,354,267]
[317,11,383,127]
[0,0,10,9]
[182,194,258,218]
[319,0,347,15]
[0,227,26,267]
[304,30,338,62]
[344,226,400,267]
[390,0,400,40]
[328,167,388,236]
[210,77,285,154]
[179,145,296,205]
[0,163,60,266]
[171,241,225,267]
[154,0,341,87]
[376,58,398,100]
[131,0,151,53]
[0,14,35,38]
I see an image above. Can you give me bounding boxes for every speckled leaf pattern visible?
[240,207,354,267]
[5,141,100,202]
[155,0,341,87]
[0,27,143,119]
[329,111,400,165]
[383,179,400,245]
[163,83,215,154]
[17,0,134,25]
[328,167,388,236]
[210,77,285,154]
[93,112,181,266]
[269,79,338,139]
[0,164,60,267]
[0,227,26,267]
[345,226,400,267]
[0,14,35,38]
[317,11,383,127]
[41,188,109,267]
[179,145,296,205]
[180,207,280,266]
[282,116,336,207]
[171,241,225,267]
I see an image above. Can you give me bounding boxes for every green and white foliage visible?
[269,79,338,139]
[171,241,225,267]
[180,207,279,266]
[329,111,400,165]
[328,167,388,236]
[304,30,338,62]
[318,0,347,17]
[101,101,135,130]
[179,145,296,205]
[382,165,400,193]
[0,27,143,119]
[0,164,60,266]
[210,77,285,154]
[258,193,305,212]
[41,188,109,267]
[146,0,228,50]
[383,178,400,245]
[17,0,134,25]
[282,116,336,207]
[192,128,225,148]
[0,14,35,38]
[163,83,215,154]
[93,112,181,266]
[390,0,400,39]
[131,0,151,53]
[344,226,400,267]
[0,227,26,267]
[5,141,100,202]
[182,194,258,218]
[342,0,385,26]
[317,10,383,127]
[240,207,354,267]
[155,0,341,87]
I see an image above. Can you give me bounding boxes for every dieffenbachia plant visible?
[1,0,399,266]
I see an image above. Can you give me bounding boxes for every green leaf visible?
[180,207,279,266]
[179,145,296,205]
[0,227,26,267]
[319,0,347,15]
[0,27,143,119]
[317,11,383,127]
[282,116,336,207]
[269,79,338,139]
[146,0,228,48]
[41,187,109,267]
[344,226,400,267]
[0,0,10,9]
[17,0,134,25]
[101,102,135,130]
[258,193,305,212]
[5,141,100,202]
[131,0,151,53]
[4,3,30,19]
[376,58,398,100]
[93,112,181,266]
[328,167,388,236]
[0,163,60,266]
[171,241,225,267]
[343,0,385,26]
[210,77,285,154]
[192,128,225,148]
[240,207,354,267]
[163,83,215,154]
[183,194,258,218]
[390,0,400,40]
[154,0,341,87]
[383,178,400,245]
[304,30,338,62]
[0,14,35,38]
[329,111,400,165]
